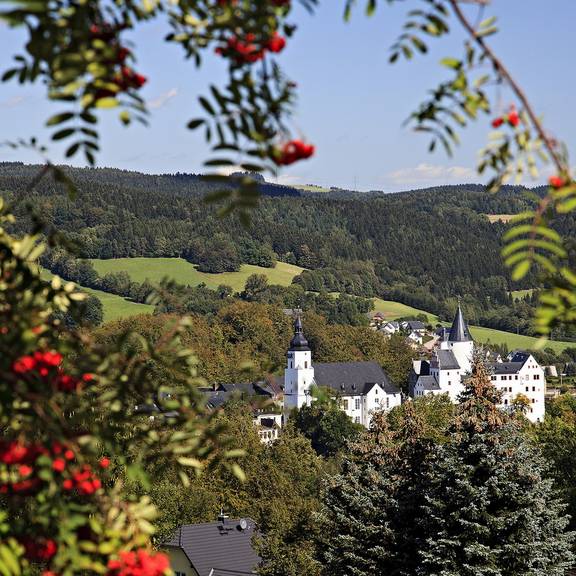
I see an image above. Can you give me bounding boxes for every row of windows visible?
[491,374,541,381]
[342,396,390,411]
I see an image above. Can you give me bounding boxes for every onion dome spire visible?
[289,315,310,351]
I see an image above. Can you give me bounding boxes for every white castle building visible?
[410,305,546,422]
[284,316,401,427]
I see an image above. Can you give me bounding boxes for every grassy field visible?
[89,258,304,292]
[293,184,331,193]
[510,289,534,299]
[372,298,439,322]
[485,214,515,223]
[371,296,573,352]
[41,269,153,323]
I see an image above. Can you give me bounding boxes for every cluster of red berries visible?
[89,22,147,100]
[215,31,286,64]
[0,440,45,494]
[106,549,171,576]
[273,140,315,166]
[12,350,93,392]
[20,538,58,562]
[491,106,520,129]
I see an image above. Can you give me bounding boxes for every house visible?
[401,320,426,334]
[283,316,401,427]
[379,321,400,336]
[410,305,546,422]
[406,330,423,346]
[203,381,282,443]
[164,515,260,576]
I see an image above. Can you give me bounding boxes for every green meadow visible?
[89,258,304,292]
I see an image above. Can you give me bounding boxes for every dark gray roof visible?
[448,305,472,342]
[436,349,460,370]
[405,321,426,330]
[313,361,400,395]
[219,382,275,398]
[289,316,310,351]
[165,519,260,576]
[416,375,440,391]
[508,351,531,364]
[490,362,524,375]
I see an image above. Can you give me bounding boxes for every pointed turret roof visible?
[448,304,472,342]
[289,315,310,351]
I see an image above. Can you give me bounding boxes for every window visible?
[509,387,512,392]
[355,398,360,410]
[355,416,360,424]
[525,386,529,392]
[535,374,540,380]
[386,397,390,409]
[515,375,519,380]
[305,361,308,368]
[504,399,508,405]
[491,376,496,381]
[532,386,536,392]
[342,399,349,410]
[532,398,535,403]
[175,571,187,576]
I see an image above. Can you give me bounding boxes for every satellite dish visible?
[239,519,248,531]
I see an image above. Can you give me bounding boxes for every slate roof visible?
[435,349,461,370]
[489,362,524,375]
[404,321,426,330]
[416,375,441,391]
[448,305,472,342]
[165,519,260,576]
[313,361,400,396]
[509,351,531,364]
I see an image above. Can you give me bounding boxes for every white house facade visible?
[411,305,546,423]
[283,317,401,427]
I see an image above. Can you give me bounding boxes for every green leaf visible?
[187,119,205,130]
[512,260,531,281]
[95,97,119,109]
[440,57,461,69]
[52,128,75,141]
[46,112,75,126]
[199,96,215,115]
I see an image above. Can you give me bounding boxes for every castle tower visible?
[440,304,474,374]
[284,316,315,413]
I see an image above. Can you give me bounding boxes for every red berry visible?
[266,33,286,54]
[549,176,565,188]
[64,449,75,461]
[62,479,73,490]
[491,117,503,128]
[99,457,110,469]
[52,459,66,472]
[507,111,520,127]
[18,465,33,477]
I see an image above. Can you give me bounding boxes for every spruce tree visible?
[418,359,575,576]
[318,408,436,576]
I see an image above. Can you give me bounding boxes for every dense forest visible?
[2,162,575,338]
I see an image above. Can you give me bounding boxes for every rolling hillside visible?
[89,258,304,292]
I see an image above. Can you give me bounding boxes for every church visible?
[283,316,402,427]
[410,305,546,422]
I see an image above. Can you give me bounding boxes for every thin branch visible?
[448,0,565,173]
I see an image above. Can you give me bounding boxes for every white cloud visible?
[0,96,26,109]
[268,173,304,187]
[387,163,476,186]
[147,88,178,110]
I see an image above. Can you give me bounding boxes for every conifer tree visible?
[418,358,575,576]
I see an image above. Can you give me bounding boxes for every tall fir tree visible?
[418,358,575,576]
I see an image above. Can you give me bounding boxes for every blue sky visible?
[1,1,575,191]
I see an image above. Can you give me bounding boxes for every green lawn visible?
[510,289,534,300]
[372,296,573,352]
[41,269,153,323]
[89,258,304,292]
[372,298,439,323]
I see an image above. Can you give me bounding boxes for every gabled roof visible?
[415,375,441,391]
[404,320,426,330]
[489,362,524,375]
[508,350,531,364]
[448,305,472,342]
[165,519,260,576]
[313,361,400,395]
[435,349,460,370]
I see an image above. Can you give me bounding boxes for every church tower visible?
[440,304,474,374]
[284,316,315,413]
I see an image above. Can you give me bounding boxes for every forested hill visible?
[2,162,574,324]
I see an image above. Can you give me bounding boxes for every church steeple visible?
[289,315,310,351]
[448,303,472,342]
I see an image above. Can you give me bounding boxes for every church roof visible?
[415,375,441,391]
[489,362,524,375]
[165,519,259,576]
[448,305,472,342]
[289,316,310,351]
[313,361,400,396]
[435,349,461,370]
